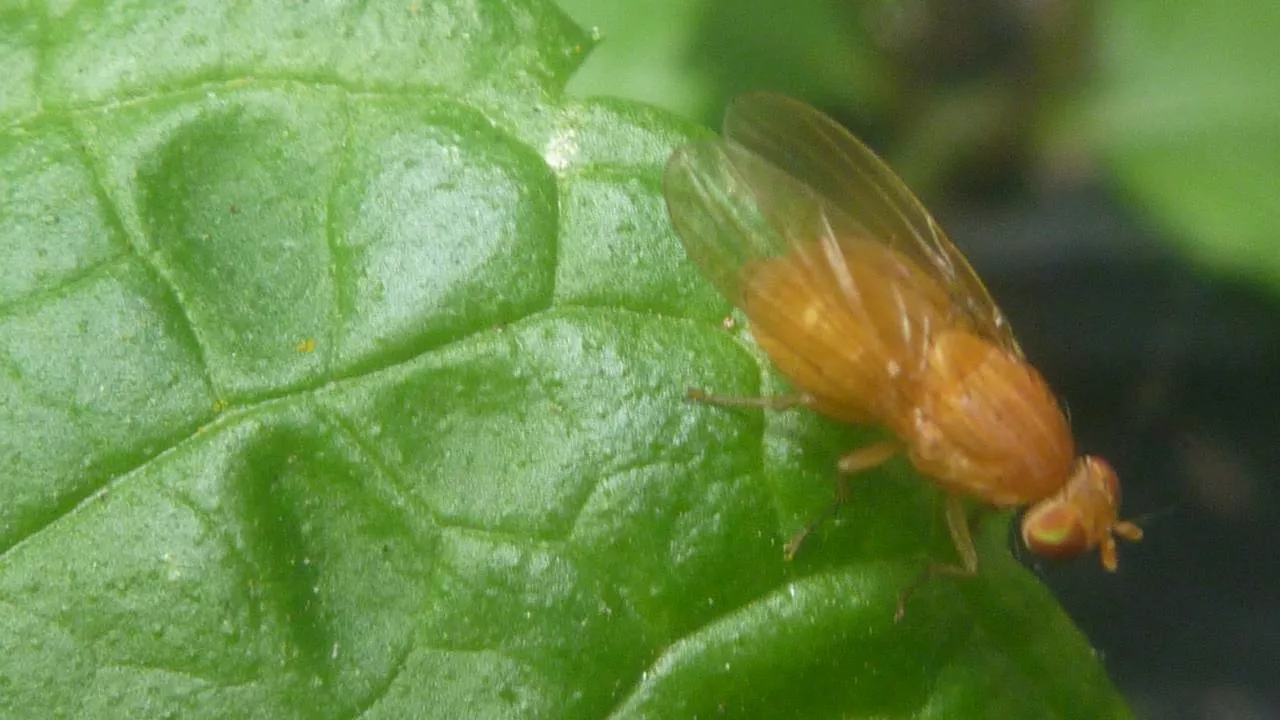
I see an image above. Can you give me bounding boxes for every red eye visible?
[1020,502,1089,559]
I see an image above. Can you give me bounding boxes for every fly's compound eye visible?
[1020,501,1089,560]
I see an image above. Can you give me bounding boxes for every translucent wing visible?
[721,92,1021,356]
[664,94,1019,428]
[665,140,946,427]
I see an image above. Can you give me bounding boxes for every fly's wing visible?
[666,135,958,426]
[663,139,783,309]
[721,92,1022,357]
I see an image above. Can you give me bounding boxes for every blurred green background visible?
[555,0,1280,717]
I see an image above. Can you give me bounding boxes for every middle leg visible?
[894,494,979,622]
[783,440,901,560]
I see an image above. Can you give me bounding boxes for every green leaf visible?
[0,0,1128,717]
[1093,0,1280,288]
[557,0,718,122]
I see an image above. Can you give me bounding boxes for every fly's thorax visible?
[903,329,1075,505]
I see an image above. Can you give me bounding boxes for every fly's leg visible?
[686,387,813,411]
[894,494,979,623]
[836,441,900,474]
[783,441,900,560]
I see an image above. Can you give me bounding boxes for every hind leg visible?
[685,387,813,410]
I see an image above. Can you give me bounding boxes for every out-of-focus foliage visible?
[1092,0,1280,288]
[560,0,1280,289]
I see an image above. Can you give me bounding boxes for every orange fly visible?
[664,93,1142,615]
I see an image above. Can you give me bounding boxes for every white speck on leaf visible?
[544,129,579,171]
